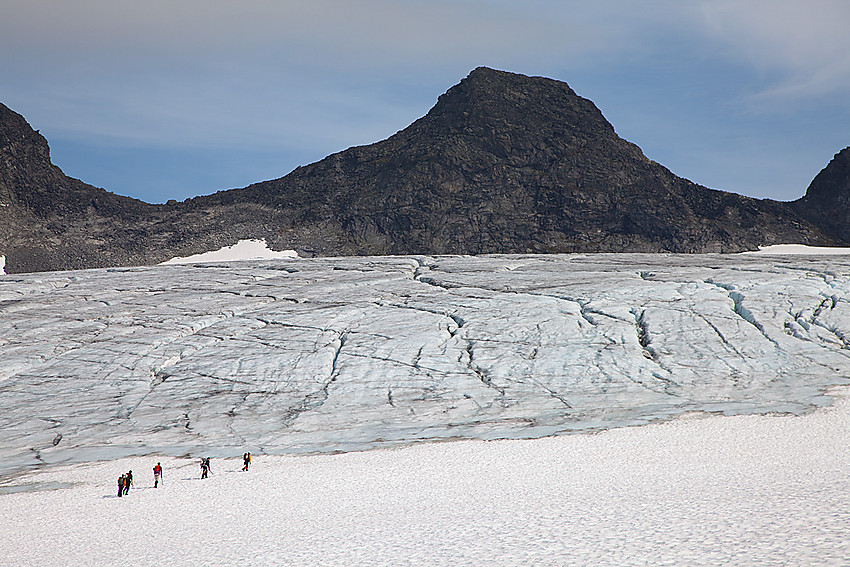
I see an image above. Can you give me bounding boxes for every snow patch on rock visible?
[160,239,298,264]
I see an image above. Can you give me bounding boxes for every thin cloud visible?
[699,0,850,102]
[1,0,591,65]
[0,0,659,150]
[2,0,846,203]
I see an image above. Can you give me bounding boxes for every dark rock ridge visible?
[0,103,276,272]
[793,147,850,244]
[0,102,163,272]
[0,67,845,273]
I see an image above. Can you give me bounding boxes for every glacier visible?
[2,252,850,481]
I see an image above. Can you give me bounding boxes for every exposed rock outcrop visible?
[793,147,850,244]
[0,102,159,272]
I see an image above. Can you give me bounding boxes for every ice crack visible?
[631,308,656,361]
[728,291,778,346]
[464,340,505,396]
[695,313,746,359]
[536,382,571,408]
[705,280,778,347]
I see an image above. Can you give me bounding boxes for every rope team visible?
[115,452,251,496]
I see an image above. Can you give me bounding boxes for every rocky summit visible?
[793,146,850,244]
[0,102,156,273]
[0,67,846,273]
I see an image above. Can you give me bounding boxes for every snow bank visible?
[0,255,4,276]
[2,388,848,566]
[160,239,297,264]
[745,244,850,255]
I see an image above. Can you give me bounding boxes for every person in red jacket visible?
[153,462,163,487]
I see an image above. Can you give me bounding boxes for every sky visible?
[1,0,849,204]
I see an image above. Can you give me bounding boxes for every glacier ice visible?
[1,253,850,480]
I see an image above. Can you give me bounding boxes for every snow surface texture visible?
[160,238,298,264]
[1,391,849,565]
[1,253,850,483]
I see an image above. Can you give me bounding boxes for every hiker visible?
[153,462,163,487]
[118,474,126,497]
[242,452,251,471]
[124,470,133,495]
[200,457,211,479]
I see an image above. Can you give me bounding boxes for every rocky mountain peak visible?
[803,147,850,201]
[792,146,850,243]
[227,69,837,257]
[416,66,617,154]
[0,103,55,192]
[0,103,165,273]
[0,102,49,154]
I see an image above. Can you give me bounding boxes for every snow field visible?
[2,389,849,566]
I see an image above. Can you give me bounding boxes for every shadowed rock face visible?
[0,102,160,272]
[793,147,850,244]
[0,68,844,273]
[0,103,274,272]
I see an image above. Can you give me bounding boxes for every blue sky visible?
[2,0,849,203]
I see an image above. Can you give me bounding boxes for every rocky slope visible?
[0,102,279,272]
[1,68,845,273]
[0,102,154,272]
[793,146,850,244]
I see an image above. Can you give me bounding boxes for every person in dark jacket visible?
[200,457,211,479]
[118,474,125,497]
[242,452,251,471]
[123,470,133,495]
